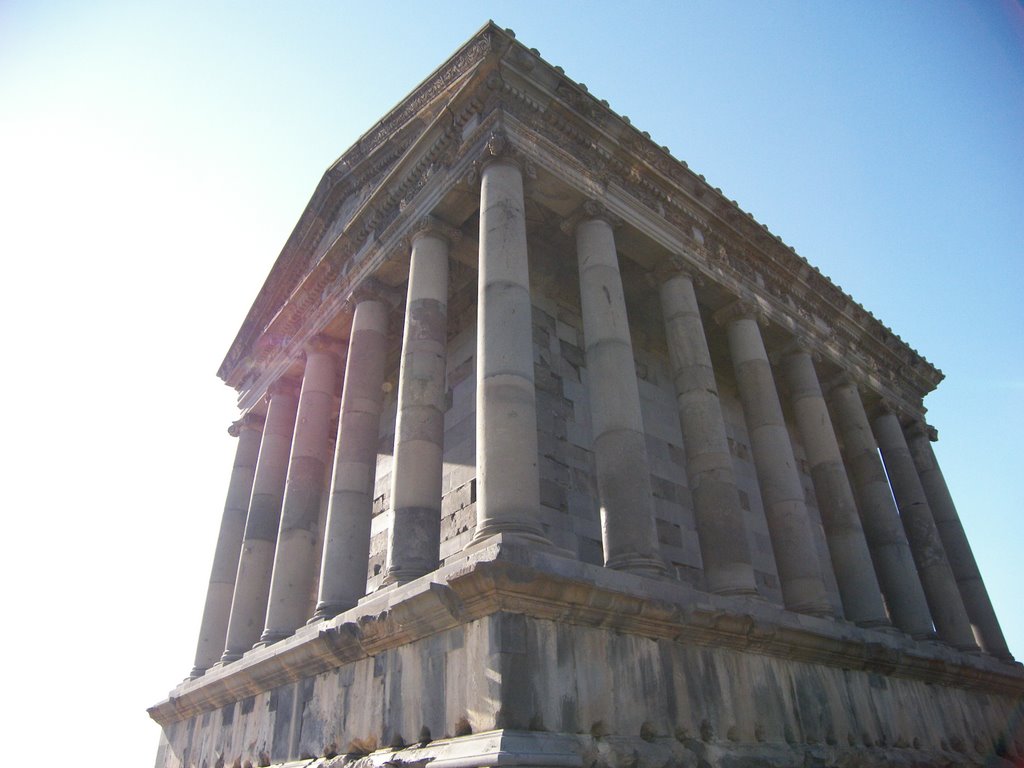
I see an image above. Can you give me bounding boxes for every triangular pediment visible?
[219,21,943,412]
[219,22,507,383]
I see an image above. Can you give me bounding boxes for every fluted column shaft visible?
[904,423,1011,658]
[473,157,548,544]
[384,227,450,583]
[189,414,264,676]
[719,306,831,615]
[221,382,299,662]
[260,341,341,644]
[313,300,389,619]
[780,348,888,626]
[659,271,756,593]
[576,215,664,575]
[872,410,978,650]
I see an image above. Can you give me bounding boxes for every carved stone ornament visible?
[560,198,622,236]
[713,297,763,328]
[904,418,930,441]
[348,276,396,308]
[267,377,301,401]
[783,334,814,358]
[485,130,509,159]
[870,398,900,422]
[227,412,265,438]
[651,253,703,285]
[304,334,346,362]
[410,215,463,247]
[823,370,861,397]
[581,198,623,227]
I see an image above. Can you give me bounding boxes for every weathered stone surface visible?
[659,271,757,597]
[718,308,831,616]
[872,408,977,651]
[160,23,1021,768]
[315,300,389,619]
[154,540,1024,768]
[385,227,451,583]
[261,341,341,645]
[221,383,300,663]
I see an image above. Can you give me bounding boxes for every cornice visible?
[149,540,1024,725]
[483,46,942,406]
[218,23,502,385]
[230,113,483,411]
[220,24,945,414]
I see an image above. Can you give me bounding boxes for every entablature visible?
[220,22,942,418]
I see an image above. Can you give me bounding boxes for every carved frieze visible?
[351,34,492,168]
[223,23,943,413]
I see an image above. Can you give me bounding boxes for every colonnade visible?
[190,151,1010,678]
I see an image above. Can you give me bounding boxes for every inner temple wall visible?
[356,234,844,614]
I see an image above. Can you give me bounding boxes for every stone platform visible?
[150,536,1024,768]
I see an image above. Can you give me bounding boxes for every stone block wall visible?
[351,244,847,615]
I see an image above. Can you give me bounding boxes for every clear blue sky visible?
[1,2,1021,765]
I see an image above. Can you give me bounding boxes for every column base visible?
[950,641,982,654]
[382,565,433,587]
[187,666,206,680]
[255,629,292,648]
[787,600,835,618]
[851,618,892,630]
[855,617,893,630]
[605,552,669,577]
[308,600,356,624]
[472,520,552,548]
[219,648,244,664]
[710,584,762,598]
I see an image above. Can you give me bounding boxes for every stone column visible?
[574,208,664,575]
[872,407,978,650]
[189,414,265,677]
[658,268,757,594]
[221,380,299,663]
[904,421,1011,658]
[312,298,389,620]
[260,338,343,645]
[383,221,454,583]
[779,344,889,627]
[826,377,933,637]
[472,140,549,545]
[715,302,831,615]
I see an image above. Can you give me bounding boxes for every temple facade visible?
[150,23,1024,768]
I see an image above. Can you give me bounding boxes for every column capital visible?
[867,398,915,425]
[560,199,623,235]
[471,129,536,178]
[227,413,265,438]
[823,370,863,397]
[713,297,762,328]
[304,334,346,361]
[650,253,704,286]
[771,334,820,367]
[345,276,398,308]
[267,377,301,400]
[905,418,938,442]
[410,215,462,247]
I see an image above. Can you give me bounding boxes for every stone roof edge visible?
[216,21,508,382]
[217,22,943,402]
[219,57,494,404]
[487,33,943,398]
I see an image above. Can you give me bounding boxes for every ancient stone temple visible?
[149,22,1024,768]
